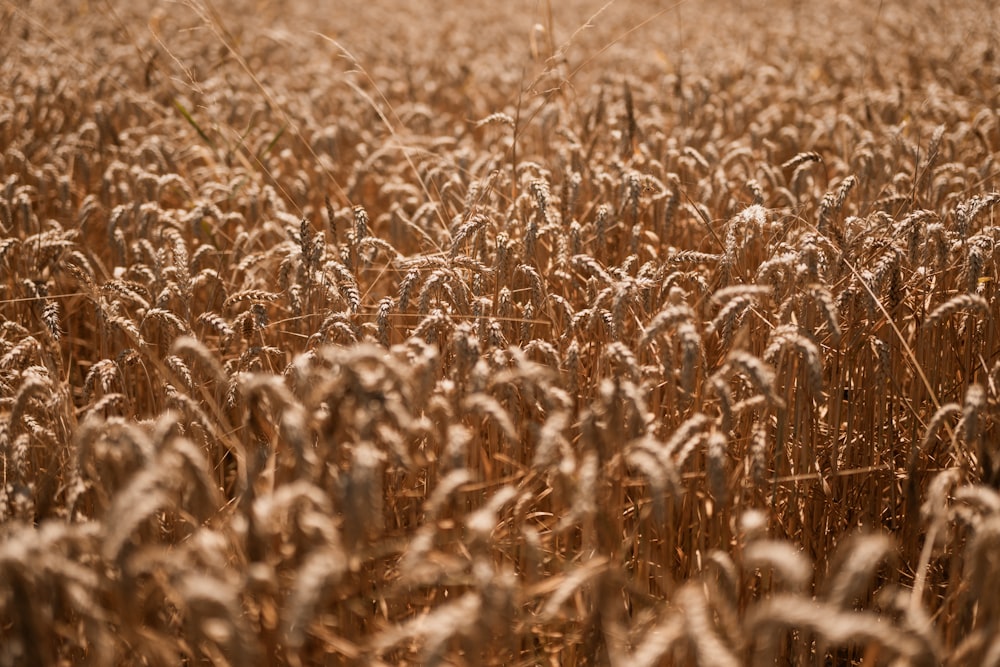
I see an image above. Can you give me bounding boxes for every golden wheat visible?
[1,0,1000,664]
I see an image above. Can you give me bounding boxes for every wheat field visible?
[1,0,999,664]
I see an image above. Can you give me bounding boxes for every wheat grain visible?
[764,324,823,396]
[4,1,1000,662]
[748,595,934,666]
[677,583,741,667]
[824,533,895,609]
[925,293,989,327]
[781,151,822,171]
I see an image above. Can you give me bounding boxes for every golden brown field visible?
[1,0,999,664]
